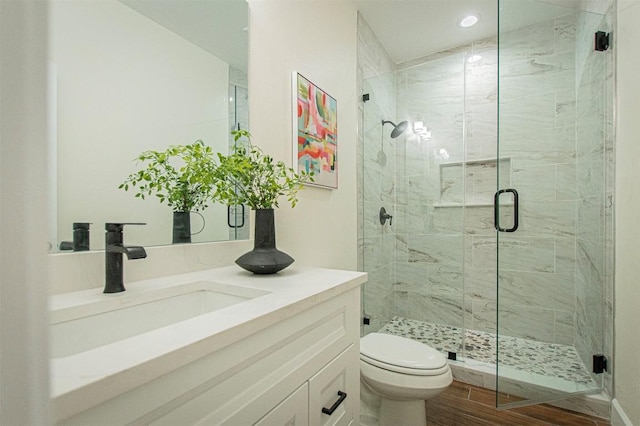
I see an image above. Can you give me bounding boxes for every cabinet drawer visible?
[309,345,359,426]
[255,383,308,426]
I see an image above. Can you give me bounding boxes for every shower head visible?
[382,119,409,138]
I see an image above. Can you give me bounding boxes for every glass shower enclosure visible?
[359,0,613,409]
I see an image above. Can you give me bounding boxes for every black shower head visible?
[382,119,409,138]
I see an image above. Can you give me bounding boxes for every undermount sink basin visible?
[50,280,270,358]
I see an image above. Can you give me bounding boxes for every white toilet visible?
[360,333,452,426]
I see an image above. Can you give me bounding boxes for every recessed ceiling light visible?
[468,54,482,63]
[459,15,479,28]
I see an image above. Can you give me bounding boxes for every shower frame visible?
[357,0,614,412]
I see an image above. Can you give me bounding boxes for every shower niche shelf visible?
[433,201,513,208]
[436,157,512,207]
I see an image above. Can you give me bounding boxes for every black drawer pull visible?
[322,391,347,415]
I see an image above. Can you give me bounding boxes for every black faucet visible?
[73,222,91,251]
[105,223,147,293]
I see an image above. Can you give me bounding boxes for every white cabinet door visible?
[255,383,309,426]
[308,345,358,426]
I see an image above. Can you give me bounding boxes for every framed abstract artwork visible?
[292,72,338,189]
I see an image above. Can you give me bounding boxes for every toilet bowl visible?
[360,333,452,426]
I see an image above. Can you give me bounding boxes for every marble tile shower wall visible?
[392,14,591,347]
[394,51,467,330]
[357,14,397,332]
[493,14,581,345]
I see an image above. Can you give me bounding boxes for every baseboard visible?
[611,399,634,426]
[549,392,610,420]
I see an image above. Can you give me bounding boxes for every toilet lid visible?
[360,333,447,370]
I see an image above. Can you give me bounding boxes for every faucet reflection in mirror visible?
[105,223,147,293]
[58,222,91,251]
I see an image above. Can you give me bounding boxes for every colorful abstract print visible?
[296,74,337,188]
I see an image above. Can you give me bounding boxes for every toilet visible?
[360,333,452,426]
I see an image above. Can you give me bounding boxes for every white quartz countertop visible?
[50,265,367,421]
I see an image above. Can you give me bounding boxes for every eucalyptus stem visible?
[211,130,313,210]
[119,140,216,212]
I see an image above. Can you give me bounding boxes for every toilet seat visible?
[360,333,448,376]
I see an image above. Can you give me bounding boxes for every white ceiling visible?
[354,0,498,64]
[354,0,602,65]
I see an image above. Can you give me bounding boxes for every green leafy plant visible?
[119,140,216,212]
[212,130,313,209]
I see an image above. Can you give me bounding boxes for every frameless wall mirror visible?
[47,0,249,253]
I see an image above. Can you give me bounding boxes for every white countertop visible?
[50,265,367,421]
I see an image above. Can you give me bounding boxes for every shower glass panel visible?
[361,71,399,335]
[496,0,612,407]
[228,80,250,241]
[361,53,468,359]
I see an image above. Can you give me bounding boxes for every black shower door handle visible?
[227,204,245,228]
[494,188,519,232]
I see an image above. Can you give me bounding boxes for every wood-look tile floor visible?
[425,381,610,426]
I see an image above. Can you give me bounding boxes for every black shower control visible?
[379,207,393,226]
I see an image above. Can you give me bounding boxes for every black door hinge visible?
[595,31,610,51]
[593,354,607,374]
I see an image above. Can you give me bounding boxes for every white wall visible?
[247,0,359,270]
[0,1,50,424]
[615,0,640,424]
[50,0,230,250]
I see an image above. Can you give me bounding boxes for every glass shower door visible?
[360,72,398,336]
[360,52,467,357]
[496,0,613,407]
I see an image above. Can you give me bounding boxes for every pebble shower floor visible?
[379,316,594,385]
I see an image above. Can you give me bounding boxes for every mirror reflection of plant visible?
[212,130,313,210]
[119,140,216,212]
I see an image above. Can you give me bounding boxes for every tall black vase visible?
[235,208,294,274]
[172,211,191,244]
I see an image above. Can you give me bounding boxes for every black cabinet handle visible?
[322,391,347,415]
[494,188,519,232]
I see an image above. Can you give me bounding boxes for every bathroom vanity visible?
[50,266,366,425]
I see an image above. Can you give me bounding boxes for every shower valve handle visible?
[379,207,393,226]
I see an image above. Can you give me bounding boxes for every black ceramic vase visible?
[236,208,294,274]
[172,211,192,244]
